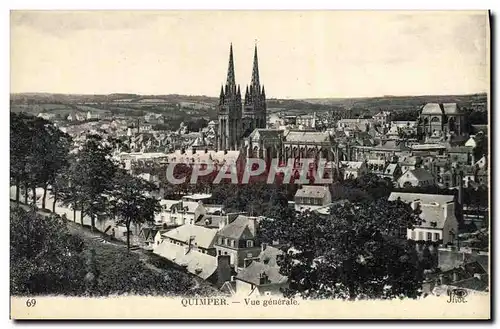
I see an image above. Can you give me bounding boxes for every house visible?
[67,112,86,121]
[341,161,368,179]
[388,193,458,244]
[138,227,158,250]
[475,156,487,169]
[37,112,57,121]
[145,113,165,125]
[399,155,421,173]
[428,260,488,295]
[154,199,206,227]
[159,223,218,256]
[195,215,228,229]
[372,111,392,125]
[397,168,435,189]
[447,146,474,165]
[153,229,169,246]
[382,163,402,182]
[214,215,262,270]
[294,185,332,212]
[296,113,316,129]
[154,237,231,287]
[366,159,387,176]
[234,259,288,297]
[86,111,100,120]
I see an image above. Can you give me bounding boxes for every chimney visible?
[474,273,483,280]
[411,200,421,211]
[205,148,208,154]
[443,201,455,220]
[181,148,185,154]
[259,272,269,285]
[261,243,268,252]
[192,148,196,155]
[224,149,228,155]
[216,255,232,288]
[247,217,257,236]
[452,270,459,282]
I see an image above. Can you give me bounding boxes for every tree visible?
[39,125,72,209]
[10,113,32,204]
[109,170,161,251]
[72,134,117,232]
[260,199,424,300]
[10,206,86,295]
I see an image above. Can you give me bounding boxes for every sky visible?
[10,11,489,99]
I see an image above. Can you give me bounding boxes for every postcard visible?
[10,10,490,320]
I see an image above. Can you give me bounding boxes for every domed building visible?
[418,103,467,138]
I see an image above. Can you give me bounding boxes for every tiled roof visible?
[235,261,287,286]
[388,192,455,229]
[162,224,217,249]
[404,168,434,181]
[385,163,399,175]
[388,192,454,205]
[248,129,284,140]
[421,103,445,115]
[295,185,329,199]
[217,215,256,240]
[195,215,227,229]
[449,276,489,292]
[284,130,330,143]
[153,242,217,280]
[258,246,284,267]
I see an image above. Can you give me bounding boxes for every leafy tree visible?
[72,134,117,232]
[109,170,161,251]
[260,200,424,300]
[10,113,32,204]
[10,206,86,295]
[39,125,72,209]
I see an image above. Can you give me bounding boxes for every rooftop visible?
[162,224,217,249]
[235,261,287,286]
[295,185,330,199]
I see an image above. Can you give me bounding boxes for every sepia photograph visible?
[9,9,490,319]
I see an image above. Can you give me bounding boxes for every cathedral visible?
[217,44,267,151]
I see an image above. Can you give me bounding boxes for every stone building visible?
[217,44,267,151]
[418,103,467,139]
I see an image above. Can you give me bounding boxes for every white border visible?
[3,1,498,328]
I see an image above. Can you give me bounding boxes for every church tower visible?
[218,44,242,151]
[243,45,267,137]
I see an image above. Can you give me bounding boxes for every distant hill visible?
[10,92,487,118]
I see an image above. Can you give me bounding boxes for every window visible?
[418,231,423,241]
[427,232,432,241]
[434,233,440,241]
[232,240,236,248]
[410,230,416,240]
[247,253,252,258]
[246,240,254,248]
[224,251,228,255]
[218,237,222,245]
[218,250,221,256]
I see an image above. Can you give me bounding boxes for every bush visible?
[10,206,87,295]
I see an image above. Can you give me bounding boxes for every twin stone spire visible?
[221,43,265,102]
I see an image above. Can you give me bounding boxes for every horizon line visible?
[10,90,488,100]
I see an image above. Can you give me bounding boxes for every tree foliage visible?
[109,169,161,250]
[260,200,424,300]
[10,206,86,295]
[71,134,117,231]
